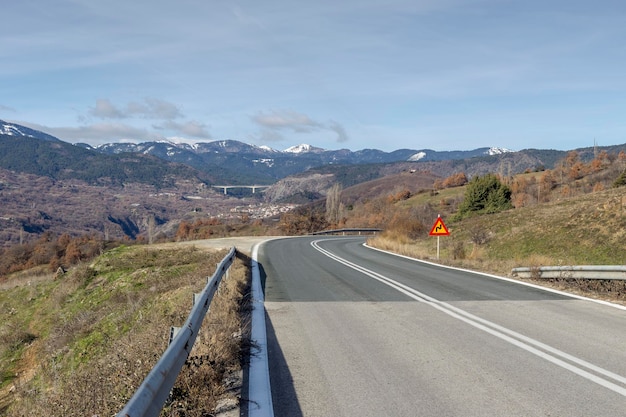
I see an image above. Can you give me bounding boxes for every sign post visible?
[429,214,450,260]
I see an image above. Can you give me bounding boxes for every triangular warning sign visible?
[429,216,450,236]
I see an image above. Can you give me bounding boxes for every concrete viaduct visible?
[212,185,270,195]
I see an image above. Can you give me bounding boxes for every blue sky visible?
[1,0,625,152]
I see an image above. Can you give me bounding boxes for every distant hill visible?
[0,134,209,187]
[262,150,557,202]
[262,144,626,203]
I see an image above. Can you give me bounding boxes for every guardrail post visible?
[193,293,202,306]
[169,326,182,346]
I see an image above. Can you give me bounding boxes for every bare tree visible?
[325,183,343,226]
[147,215,156,244]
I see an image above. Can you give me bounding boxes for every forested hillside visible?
[0,135,209,187]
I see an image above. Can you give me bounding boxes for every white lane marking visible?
[311,239,626,397]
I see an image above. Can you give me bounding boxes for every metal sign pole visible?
[437,236,440,260]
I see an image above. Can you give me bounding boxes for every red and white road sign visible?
[429,216,450,236]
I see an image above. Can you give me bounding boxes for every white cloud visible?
[156,120,212,139]
[253,110,320,131]
[90,98,182,120]
[20,119,211,145]
[128,98,182,120]
[252,110,349,143]
[20,121,163,144]
[0,104,16,113]
[90,99,125,119]
[80,98,209,143]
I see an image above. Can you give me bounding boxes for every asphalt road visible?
[257,236,626,417]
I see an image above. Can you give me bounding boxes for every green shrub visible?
[455,174,512,219]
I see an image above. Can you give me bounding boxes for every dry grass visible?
[1,245,251,416]
[164,254,251,416]
[368,233,520,275]
[368,235,432,260]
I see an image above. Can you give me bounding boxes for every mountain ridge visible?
[4,119,623,192]
[82,139,513,163]
[0,118,508,183]
[80,139,517,183]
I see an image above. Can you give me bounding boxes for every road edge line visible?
[364,243,626,311]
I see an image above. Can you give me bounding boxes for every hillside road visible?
[257,236,626,417]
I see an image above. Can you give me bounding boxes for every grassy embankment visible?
[1,244,250,416]
[369,183,626,303]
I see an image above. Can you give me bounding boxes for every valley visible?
[0,167,292,246]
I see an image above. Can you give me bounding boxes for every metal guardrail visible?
[512,265,626,280]
[117,247,237,417]
[310,228,382,235]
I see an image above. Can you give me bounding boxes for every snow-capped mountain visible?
[402,147,513,163]
[2,119,525,184]
[74,140,520,183]
[408,152,427,161]
[284,143,325,154]
[487,147,514,155]
[0,119,61,142]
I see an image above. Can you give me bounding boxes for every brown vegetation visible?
[0,232,108,279]
[175,218,230,241]
[279,205,328,234]
[434,172,468,189]
[1,246,250,416]
[0,167,268,247]
[507,150,626,208]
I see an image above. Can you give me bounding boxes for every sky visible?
[1,0,626,152]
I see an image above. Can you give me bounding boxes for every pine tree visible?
[456,174,512,219]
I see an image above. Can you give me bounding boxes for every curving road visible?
[256,236,626,417]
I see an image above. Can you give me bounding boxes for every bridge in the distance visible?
[212,185,271,195]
